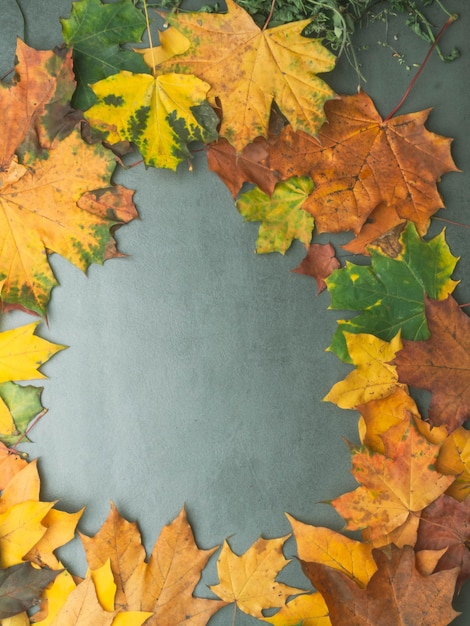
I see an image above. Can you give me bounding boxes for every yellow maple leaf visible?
[0,500,53,567]
[34,570,77,626]
[0,323,64,383]
[85,71,218,171]
[210,536,305,618]
[437,427,470,501]
[324,332,405,409]
[263,592,331,626]
[287,514,377,586]
[158,0,336,150]
[134,26,190,68]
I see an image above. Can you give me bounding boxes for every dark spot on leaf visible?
[103,94,124,107]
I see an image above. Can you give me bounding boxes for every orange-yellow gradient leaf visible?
[210,536,304,618]
[81,504,224,625]
[0,444,28,490]
[287,515,376,586]
[324,332,405,409]
[0,323,64,383]
[331,420,455,540]
[263,592,331,626]
[158,0,336,150]
[0,128,137,316]
[268,92,457,246]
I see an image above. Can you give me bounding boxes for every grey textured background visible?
[2,1,469,623]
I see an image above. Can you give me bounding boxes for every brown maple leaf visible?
[207,137,279,198]
[393,296,470,432]
[302,544,460,626]
[80,504,224,625]
[416,494,470,590]
[292,242,341,293]
[267,91,457,246]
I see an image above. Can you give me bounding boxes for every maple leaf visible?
[393,295,470,431]
[326,223,458,362]
[437,428,470,501]
[0,383,44,447]
[267,91,458,243]
[263,592,331,626]
[292,242,341,293]
[324,332,405,410]
[0,445,27,491]
[236,176,314,254]
[302,545,460,626]
[287,515,377,586]
[207,137,279,199]
[61,0,149,110]
[0,562,59,619]
[210,536,304,618]
[133,25,191,68]
[0,461,83,570]
[157,0,336,150]
[330,420,455,541]
[416,494,470,590]
[80,504,224,625]
[85,70,218,171]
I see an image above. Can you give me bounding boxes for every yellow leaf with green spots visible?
[157,0,336,150]
[85,71,218,171]
[236,176,314,254]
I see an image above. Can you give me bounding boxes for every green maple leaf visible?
[236,176,314,254]
[0,383,43,447]
[61,0,149,110]
[326,223,458,362]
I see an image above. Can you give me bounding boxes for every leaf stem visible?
[142,0,157,74]
[262,0,276,31]
[11,408,48,451]
[383,13,457,122]
[432,216,470,230]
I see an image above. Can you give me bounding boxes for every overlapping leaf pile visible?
[0,0,468,624]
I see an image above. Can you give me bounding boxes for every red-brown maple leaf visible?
[302,545,460,626]
[415,494,470,590]
[291,242,341,293]
[393,296,470,432]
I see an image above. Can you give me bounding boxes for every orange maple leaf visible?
[157,0,336,150]
[302,545,460,626]
[394,296,470,432]
[80,503,224,625]
[0,40,137,316]
[267,91,457,247]
[330,419,455,541]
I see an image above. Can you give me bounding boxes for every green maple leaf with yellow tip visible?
[85,71,219,171]
[326,222,459,362]
[236,176,314,254]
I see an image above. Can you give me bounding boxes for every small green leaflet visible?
[326,223,459,362]
[236,176,314,254]
[61,0,149,110]
[0,383,44,447]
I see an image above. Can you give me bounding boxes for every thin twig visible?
[262,0,276,31]
[384,13,457,122]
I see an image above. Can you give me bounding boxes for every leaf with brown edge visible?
[157,0,336,151]
[267,91,458,245]
[302,545,460,626]
[330,419,454,542]
[81,504,224,625]
[210,536,304,618]
[393,296,470,432]
[416,494,470,590]
[207,137,279,199]
[287,514,376,586]
[292,242,340,293]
